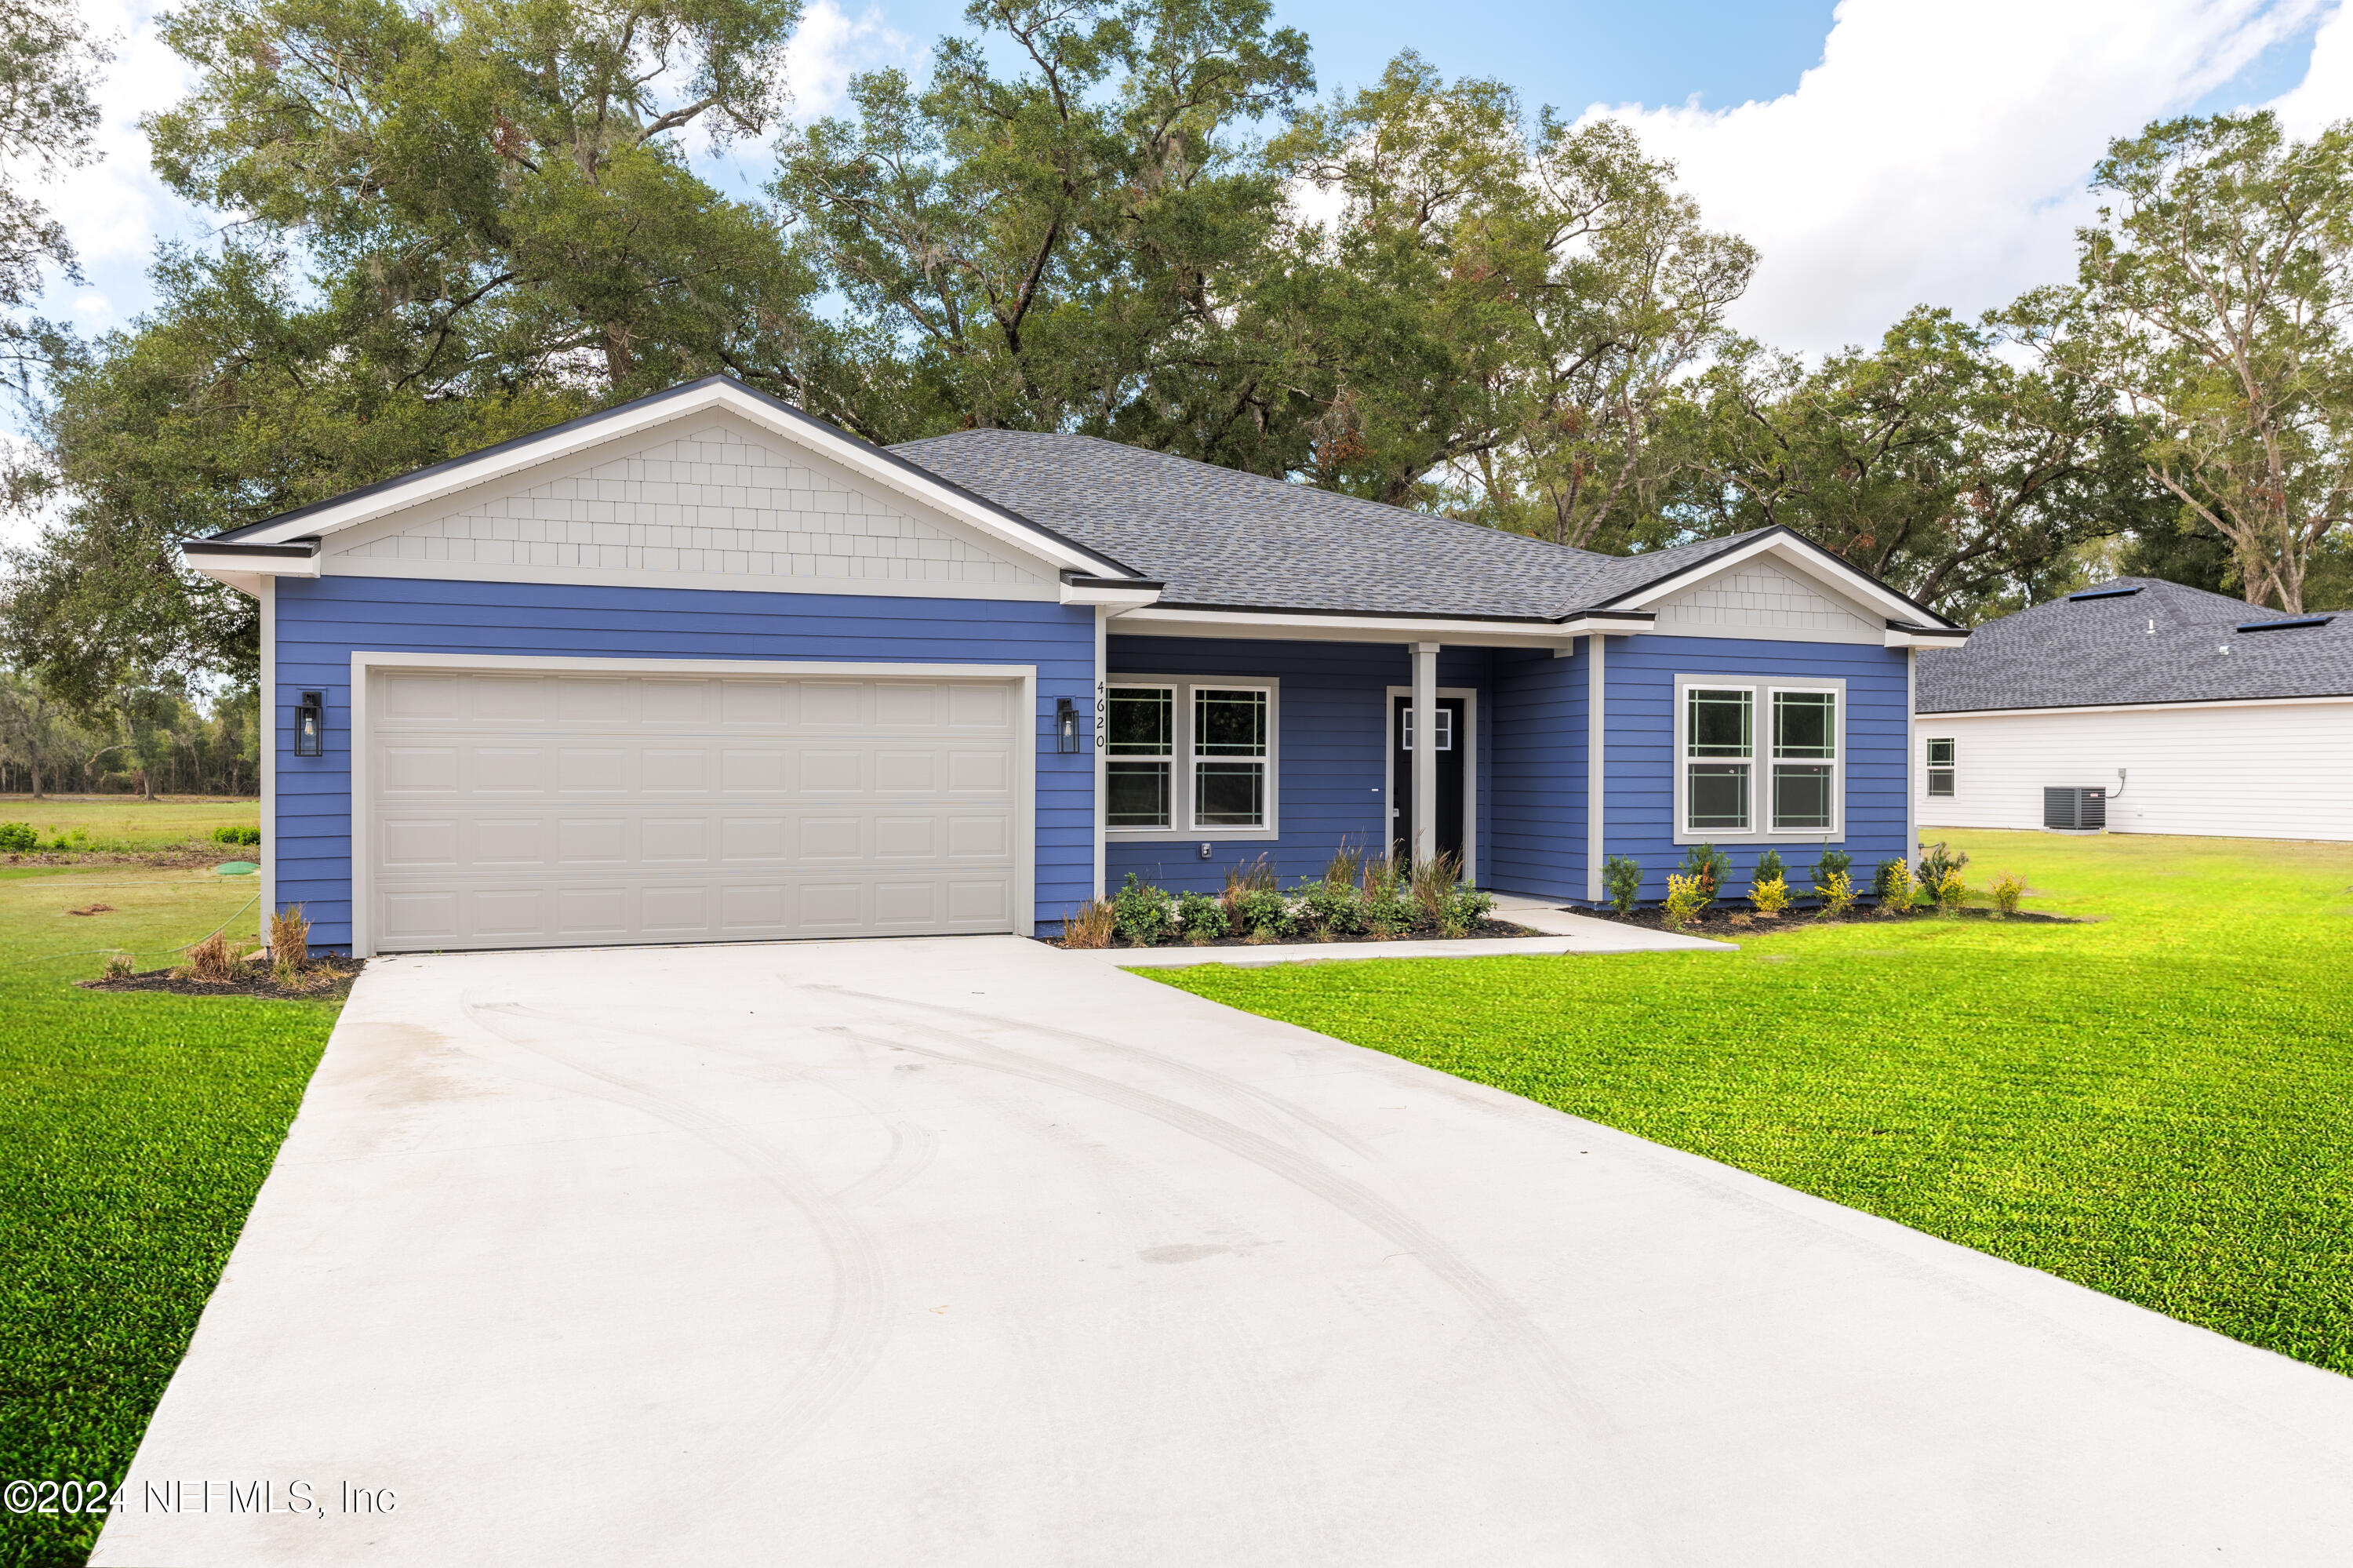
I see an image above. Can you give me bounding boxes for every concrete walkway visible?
[97,937,2353,1566]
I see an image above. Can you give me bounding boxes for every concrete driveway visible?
[97,938,2353,1566]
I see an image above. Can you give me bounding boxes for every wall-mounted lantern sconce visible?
[295,691,325,758]
[1055,697,1080,754]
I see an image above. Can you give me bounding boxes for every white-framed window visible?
[1104,676,1278,838]
[1673,675,1845,842]
[1925,737,1955,798]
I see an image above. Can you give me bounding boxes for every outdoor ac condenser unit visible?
[2042,785,2108,831]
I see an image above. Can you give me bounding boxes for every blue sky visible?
[31,0,2353,362]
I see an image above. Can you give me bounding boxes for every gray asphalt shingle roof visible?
[1916,577,2353,712]
[891,427,1766,619]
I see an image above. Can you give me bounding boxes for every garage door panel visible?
[471,747,549,794]
[382,745,462,794]
[558,748,632,794]
[641,817,711,863]
[798,750,867,793]
[370,671,1021,951]
[947,749,1010,793]
[558,818,630,865]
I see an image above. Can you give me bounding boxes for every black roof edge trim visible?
[1889,619,1969,635]
[2234,614,2335,632]
[2067,585,2144,600]
[1145,598,1656,627]
[1060,570,1164,589]
[200,375,1144,580]
[1586,525,1962,629]
[182,539,320,558]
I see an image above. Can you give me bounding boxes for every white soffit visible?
[220,380,1126,579]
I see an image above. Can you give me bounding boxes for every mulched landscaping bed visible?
[1581,903,2080,934]
[5,848,256,870]
[1057,917,1539,951]
[79,956,366,1001]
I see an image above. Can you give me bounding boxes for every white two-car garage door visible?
[366,668,1022,952]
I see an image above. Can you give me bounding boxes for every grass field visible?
[1151,831,2353,1376]
[0,864,336,1568]
[0,798,261,855]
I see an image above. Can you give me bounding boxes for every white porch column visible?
[1585,631,1606,904]
[1411,640,1439,865]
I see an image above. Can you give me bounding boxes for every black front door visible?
[1391,695,1466,867]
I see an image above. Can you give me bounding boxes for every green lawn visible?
[1151,832,2353,1376]
[0,798,261,855]
[0,866,336,1568]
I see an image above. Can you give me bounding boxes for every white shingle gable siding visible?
[335,423,1044,591]
[1651,562,1881,644]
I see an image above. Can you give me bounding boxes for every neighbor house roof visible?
[893,427,1780,620]
[1916,577,2353,712]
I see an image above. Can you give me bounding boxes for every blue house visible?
[183,377,1967,954]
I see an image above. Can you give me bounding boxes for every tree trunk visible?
[136,768,152,801]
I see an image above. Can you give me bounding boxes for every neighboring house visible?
[183,377,1965,955]
[1915,577,2353,842]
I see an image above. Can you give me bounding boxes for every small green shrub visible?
[1916,840,1969,886]
[212,824,263,846]
[0,821,35,853]
[1751,875,1791,916]
[1602,854,1643,915]
[1112,872,1174,946]
[1754,848,1786,887]
[1988,870,2027,916]
[1814,869,1856,919]
[1235,886,1293,941]
[1931,866,1969,914]
[1359,855,1417,935]
[1300,878,1362,937]
[1176,890,1226,944]
[1677,842,1730,900]
[1221,854,1278,933]
[1435,879,1493,939]
[1874,858,1916,915]
[1661,873,1710,930]
[1809,847,1852,893]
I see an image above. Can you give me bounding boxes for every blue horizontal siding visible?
[272,575,1093,945]
[1595,635,1911,903]
[1101,637,1494,897]
[1487,646,1585,900]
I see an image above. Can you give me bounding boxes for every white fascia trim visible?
[230,381,1126,579]
[1886,628,1969,649]
[1112,605,1594,648]
[1921,693,2353,720]
[182,545,319,595]
[344,650,1040,958]
[1060,581,1163,608]
[1611,535,1939,629]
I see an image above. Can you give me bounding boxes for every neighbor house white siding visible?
[1914,698,2353,841]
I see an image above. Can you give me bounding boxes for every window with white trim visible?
[1925,737,1955,798]
[1104,678,1278,835]
[1675,676,1843,839]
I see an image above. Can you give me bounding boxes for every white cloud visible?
[782,0,916,122]
[2269,1,2353,134]
[1591,0,2325,357]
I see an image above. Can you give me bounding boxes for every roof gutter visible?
[1885,620,1969,649]
[180,538,321,596]
[1060,570,1163,609]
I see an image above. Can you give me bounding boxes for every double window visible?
[1105,679,1275,835]
[1675,678,1843,839]
[1925,737,1955,798]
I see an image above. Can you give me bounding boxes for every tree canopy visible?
[7,5,2353,703]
